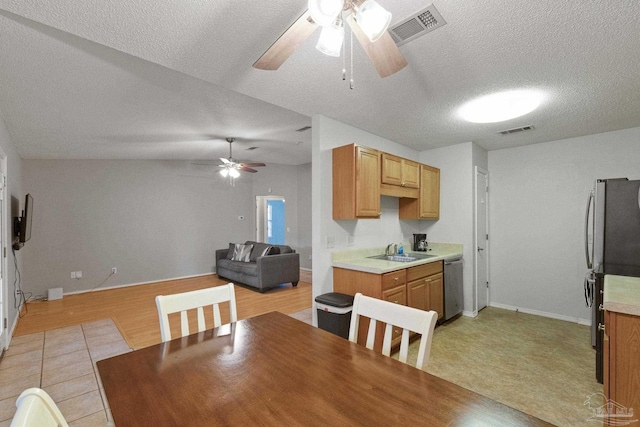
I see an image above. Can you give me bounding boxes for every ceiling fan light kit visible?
[316,17,345,57]
[308,0,344,27]
[353,0,392,42]
[254,0,406,79]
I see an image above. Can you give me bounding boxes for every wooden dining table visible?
[97,311,552,426]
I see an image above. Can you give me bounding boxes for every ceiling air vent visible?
[296,126,311,132]
[498,125,534,135]
[389,4,447,46]
[246,147,259,151]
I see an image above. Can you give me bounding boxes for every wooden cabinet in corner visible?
[333,144,381,219]
[399,164,440,220]
[380,153,420,198]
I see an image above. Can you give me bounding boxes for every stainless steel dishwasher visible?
[443,257,463,321]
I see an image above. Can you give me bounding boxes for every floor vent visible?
[498,125,534,135]
[296,126,312,132]
[389,4,447,46]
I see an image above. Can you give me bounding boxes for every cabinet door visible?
[355,146,381,217]
[381,153,403,186]
[402,160,420,188]
[407,278,429,311]
[428,273,444,320]
[420,165,440,219]
[382,284,407,346]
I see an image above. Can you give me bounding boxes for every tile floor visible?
[0,319,131,426]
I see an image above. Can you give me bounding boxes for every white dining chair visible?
[155,283,238,342]
[348,292,438,370]
[10,388,68,427]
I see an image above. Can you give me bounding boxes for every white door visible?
[475,167,489,312]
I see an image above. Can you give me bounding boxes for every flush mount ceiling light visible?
[458,90,544,123]
[254,0,407,79]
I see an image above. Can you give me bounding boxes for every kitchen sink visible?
[367,253,437,262]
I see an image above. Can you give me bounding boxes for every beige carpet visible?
[397,307,602,426]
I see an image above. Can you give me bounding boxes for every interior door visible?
[475,167,489,312]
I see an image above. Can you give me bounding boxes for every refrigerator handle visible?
[638,186,640,210]
[585,190,594,269]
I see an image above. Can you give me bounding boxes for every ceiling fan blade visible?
[347,15,408,78]
[220,157,232,165]
[239,166,258,173]
[240,162,266,167]
[253,11,318,70]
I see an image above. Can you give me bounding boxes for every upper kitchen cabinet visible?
[380,153,419,198]
[399,164,440,220]
[333,144,381,219]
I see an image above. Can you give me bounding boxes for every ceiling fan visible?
[217,138,266,178]
[253,0,407,78]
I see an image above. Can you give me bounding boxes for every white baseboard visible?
[462,310,477,318]
[489,302,591,325]
[63,272,216,296]
[3,309,21,351]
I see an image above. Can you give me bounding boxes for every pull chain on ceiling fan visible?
[253,0,407,79]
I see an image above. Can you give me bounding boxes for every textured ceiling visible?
[1,0,639,164]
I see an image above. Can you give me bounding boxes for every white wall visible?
[420,142,488,314]
[296,163,312,269]
[22,160,310,298]
[488,126,640,322]
[0,109,25,346]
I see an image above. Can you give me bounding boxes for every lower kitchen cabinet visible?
[333,261,443,351]
[406,262,444,320]
[604,310,640,415]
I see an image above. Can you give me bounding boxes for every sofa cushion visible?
[217,259,258,277]
[230,243,253,262]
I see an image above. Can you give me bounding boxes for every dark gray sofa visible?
[215,241,300,293]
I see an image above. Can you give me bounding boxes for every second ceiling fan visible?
[253,0,407,78]
[218,138,266,178]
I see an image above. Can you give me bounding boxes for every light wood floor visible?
[14,275,312,349]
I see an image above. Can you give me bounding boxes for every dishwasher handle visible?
[445,258,463,265]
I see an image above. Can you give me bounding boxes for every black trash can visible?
[315,292,354,339]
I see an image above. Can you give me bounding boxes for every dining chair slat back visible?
[10,388,68,427]
[155,283,237,342]
[348,292,438,370]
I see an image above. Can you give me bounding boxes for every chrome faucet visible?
[385,244,394,256]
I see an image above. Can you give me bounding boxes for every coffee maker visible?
[413,234,428,251]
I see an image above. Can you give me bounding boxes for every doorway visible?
[475,167,489,312]
[0,152,6,350]
[256,196,286,245]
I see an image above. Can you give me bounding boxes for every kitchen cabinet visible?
[380,153,419,198]
[603,310,640,415]
[333,261,443,350]
[399,164,440,220]
[333,144,381,219]
[406,262,444,320]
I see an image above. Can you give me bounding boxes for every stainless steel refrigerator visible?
[584,178,640,383]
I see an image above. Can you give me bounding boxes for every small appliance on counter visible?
[413,234,428,251]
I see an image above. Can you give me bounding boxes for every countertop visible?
[604,275,640,316]
[332,242,463,274]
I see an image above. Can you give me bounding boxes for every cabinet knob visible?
[394,277,399,281]
[598,304,604,311]
[393,300,399,304]
[598,323,605,332]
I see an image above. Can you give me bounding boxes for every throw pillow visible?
[231,244,253,262]
[249,242,273,262]
[225,243,236,260]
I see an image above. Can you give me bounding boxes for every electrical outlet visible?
[71,272,76,279]
[76,271,82,279]
[326,236,335,248]
[15,289,21,296]
[112,267,117,274]
[347,235,355,246]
